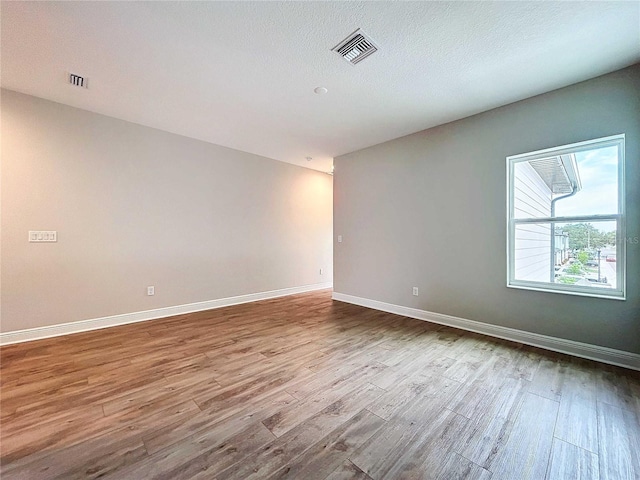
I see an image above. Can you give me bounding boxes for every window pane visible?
[513,220,618,289]
[554,146,618,216]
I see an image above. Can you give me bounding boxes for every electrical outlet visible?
[320,268,323,275]
[337,235,342,243]
[147,286,155,296]
[412,287,419,296]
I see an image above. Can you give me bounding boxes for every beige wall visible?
[334,65,640,354]
[1,89,333,332]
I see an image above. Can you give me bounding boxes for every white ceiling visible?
[2,1,639,173]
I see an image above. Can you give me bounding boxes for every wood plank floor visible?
[1,290,639,479]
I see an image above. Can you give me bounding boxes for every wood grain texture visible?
[485,392,558,479]
[597,402,640,480]
[1,290,639,479]
[325,460,373,480]
[267,409,386,480]
[554,391,598,454]
[547,438,599,480]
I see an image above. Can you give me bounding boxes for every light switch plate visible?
[29,231,57,242]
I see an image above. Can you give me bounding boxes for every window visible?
[507,135,625,299]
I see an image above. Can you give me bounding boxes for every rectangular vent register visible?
[332,29,378,65]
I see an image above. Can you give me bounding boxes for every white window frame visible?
[507,134,626,300]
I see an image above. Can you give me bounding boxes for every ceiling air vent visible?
[68,72,88,89]
[332,29,378,65]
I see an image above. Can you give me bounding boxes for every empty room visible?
[1,1,639,479]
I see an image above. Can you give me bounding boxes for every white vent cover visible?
[68,72,88,89]
[332,29,378,65]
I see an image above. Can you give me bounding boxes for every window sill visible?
[507,282,625,301]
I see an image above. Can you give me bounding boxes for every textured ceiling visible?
[2,1,639,173]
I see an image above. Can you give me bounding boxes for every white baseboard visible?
[0,283,333,346]
[332,292,640,371]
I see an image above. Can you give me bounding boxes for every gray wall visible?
[334,64,640,354]
[1,89,333,332]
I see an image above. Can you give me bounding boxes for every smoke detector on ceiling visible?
[67,72,88,89]
[332,29,378,65]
